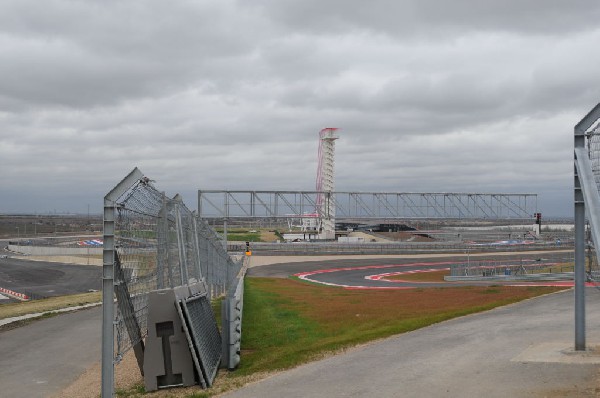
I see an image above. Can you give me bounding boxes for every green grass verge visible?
[226,233,262,242]
[233,279,564,377]
[82,278,567,397]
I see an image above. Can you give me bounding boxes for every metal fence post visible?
[573,103,600,350]
[102,198,116,397]
[192,211,203,282]
[574,165,586,351]
[102,167,143,398]
[174,196,189,285]
[102,168,247,390]
[157,192,168,289]
[223,219,228,251]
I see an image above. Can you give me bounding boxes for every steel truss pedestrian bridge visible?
[198,190,537,220]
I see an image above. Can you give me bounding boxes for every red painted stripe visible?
[0,286,30,300]
[294,261,588,290]
[294,261,457,279]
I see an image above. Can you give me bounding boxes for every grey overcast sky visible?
[2,0,600,217]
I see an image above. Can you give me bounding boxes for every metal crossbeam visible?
[198,190,537,220]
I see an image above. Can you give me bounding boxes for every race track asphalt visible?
[1,251,594,397]
[0,255,102,397]
[0,257,101,299]
[229,254,600,397]
[247,254,575,288]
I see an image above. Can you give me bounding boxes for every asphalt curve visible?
[0,257,101,299]
[247,255,576,289]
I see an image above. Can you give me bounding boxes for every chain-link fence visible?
[586,127,600,287]
[449,253,575,278]
[227,240,573,256]
[102,168,244,396]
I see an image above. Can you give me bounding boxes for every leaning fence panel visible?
[587,126,600,288]
[102,168,246,397]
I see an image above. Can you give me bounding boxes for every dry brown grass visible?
[0,292,101,320]
[252,278,564,336]
[259,230,279,242]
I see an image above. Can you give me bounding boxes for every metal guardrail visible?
[221,255,248,370]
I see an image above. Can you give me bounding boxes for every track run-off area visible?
[0,247,593,397]
[247,249,581,289]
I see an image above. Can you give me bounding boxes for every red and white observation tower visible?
[316,127,339,239]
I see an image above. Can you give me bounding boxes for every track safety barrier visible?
[221,257,248,370]
[102,168,245,397]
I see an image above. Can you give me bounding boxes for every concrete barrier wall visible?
[8,244,102,256]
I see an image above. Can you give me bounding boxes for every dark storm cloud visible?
[255,0,600,37]
[0,0,264,108]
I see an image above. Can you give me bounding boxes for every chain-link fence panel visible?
[587,127,600,287]
[103,170,243,370]
[114,181,171,360]
[449,253,575,278]
[196,218,243,298]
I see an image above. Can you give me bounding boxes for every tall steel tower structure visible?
[316,128,339,239]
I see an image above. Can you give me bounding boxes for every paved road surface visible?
[248,255,577,288]
[0,257,101,299]
[0,253,594,397]
[0,306,101,398]
[223,288,600,397]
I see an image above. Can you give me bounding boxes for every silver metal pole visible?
[573,146,600,351]
[174,199,188,285]
[223,219,228,251]
[223,192,229,251]
[574,184,586,350]
[102,201,116,397]
[102,167,143,398]
[572,103,600,351]
[156,193,168,289]
[192,211,203,281]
